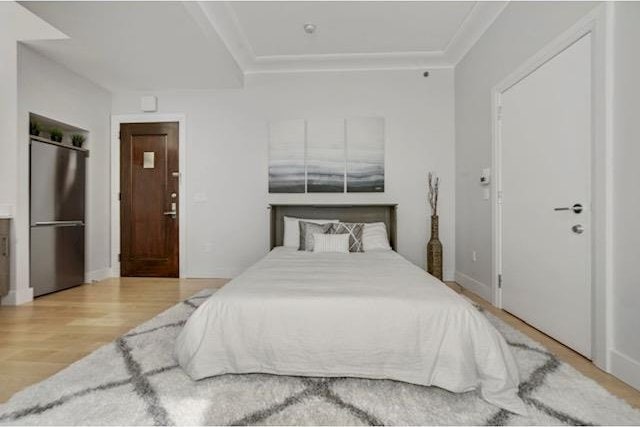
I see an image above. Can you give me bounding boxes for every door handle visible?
[571,224,585,234]
[164,202,177,218]
[33,221,85,227]
[554,203,583,214]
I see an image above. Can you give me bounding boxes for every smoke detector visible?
[303,23,317,34]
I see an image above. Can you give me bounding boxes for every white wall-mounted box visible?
[141,96,158,112]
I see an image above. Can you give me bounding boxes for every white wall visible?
[0,2,68,305]
[454,1,599,298]
[13,44,112,303]
[610,2,640,390]
[112,69,455,279]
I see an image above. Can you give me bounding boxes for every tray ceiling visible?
[199,1,507,73]
[18,1,507,91]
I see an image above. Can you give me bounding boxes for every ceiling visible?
[19,1,244,92]
[231,2,475,56]
[199,1,507,73]
[19,1,507,91]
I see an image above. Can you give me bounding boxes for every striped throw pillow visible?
[313,233,350,253]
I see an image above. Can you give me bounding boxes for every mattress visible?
[175,247,526,415]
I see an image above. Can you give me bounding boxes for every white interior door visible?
[500,34,592,358]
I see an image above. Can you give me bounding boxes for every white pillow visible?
[313,233,349,253]
[283,216,338,248]
[362,222,392,251]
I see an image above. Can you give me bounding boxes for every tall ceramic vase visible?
[427,215,443,280]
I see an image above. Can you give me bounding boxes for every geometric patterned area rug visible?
[1,289,639,426]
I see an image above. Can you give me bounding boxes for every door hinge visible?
[498,274,503,289]
[119,131,122,140]
[118,253,121,262]
[118,192,122,201]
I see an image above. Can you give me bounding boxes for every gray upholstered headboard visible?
[269,204,397,250]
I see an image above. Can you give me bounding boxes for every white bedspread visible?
[176,248,526,415]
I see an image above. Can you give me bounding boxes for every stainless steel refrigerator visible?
[30,139,86,297]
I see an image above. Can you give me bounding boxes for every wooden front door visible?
[120,122,179,277]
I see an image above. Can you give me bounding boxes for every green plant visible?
[71,134,86,148]
[50,128,63,142]
[29,120,40,136]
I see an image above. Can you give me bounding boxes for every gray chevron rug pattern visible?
[0,288,638,426]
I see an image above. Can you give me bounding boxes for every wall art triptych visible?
[268,120,306,193]
[268,117,385,193]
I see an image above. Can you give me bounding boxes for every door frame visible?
[491,4,612,369]
[110,114,187,278]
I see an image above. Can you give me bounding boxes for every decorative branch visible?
[428,172,440,216]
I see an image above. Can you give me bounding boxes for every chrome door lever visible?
[554,203,583,214]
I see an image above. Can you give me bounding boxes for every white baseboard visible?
[110,265,120,278]
[610,349,640,390]
[454,271,492,301]
[1,286,34,306]
[187,267,240,279]
[106,264,235,280]
[86,267,112,283]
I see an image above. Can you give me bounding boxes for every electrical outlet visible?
[472,251,477,262]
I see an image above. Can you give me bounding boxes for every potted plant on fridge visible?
[71,134,86,148]
[30,120,40,136]
[50,128,63,143]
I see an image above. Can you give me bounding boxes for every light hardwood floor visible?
[0,277,225,402]
[0,277,638,410]
[446,282,640,409]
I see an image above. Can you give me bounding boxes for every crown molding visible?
[190,1,255,71]
[195,1,507,75]
[250,50,451,73]
[444,1,509,64]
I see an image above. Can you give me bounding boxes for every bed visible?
[176,205,526,415]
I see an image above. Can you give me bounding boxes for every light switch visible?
[483,188,490,200]
[480,168,491,185]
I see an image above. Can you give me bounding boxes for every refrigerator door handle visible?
[33,221,85,227]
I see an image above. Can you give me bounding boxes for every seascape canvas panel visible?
[346,117,385,192]
[306,119,345,193]
[268,120,305,193]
